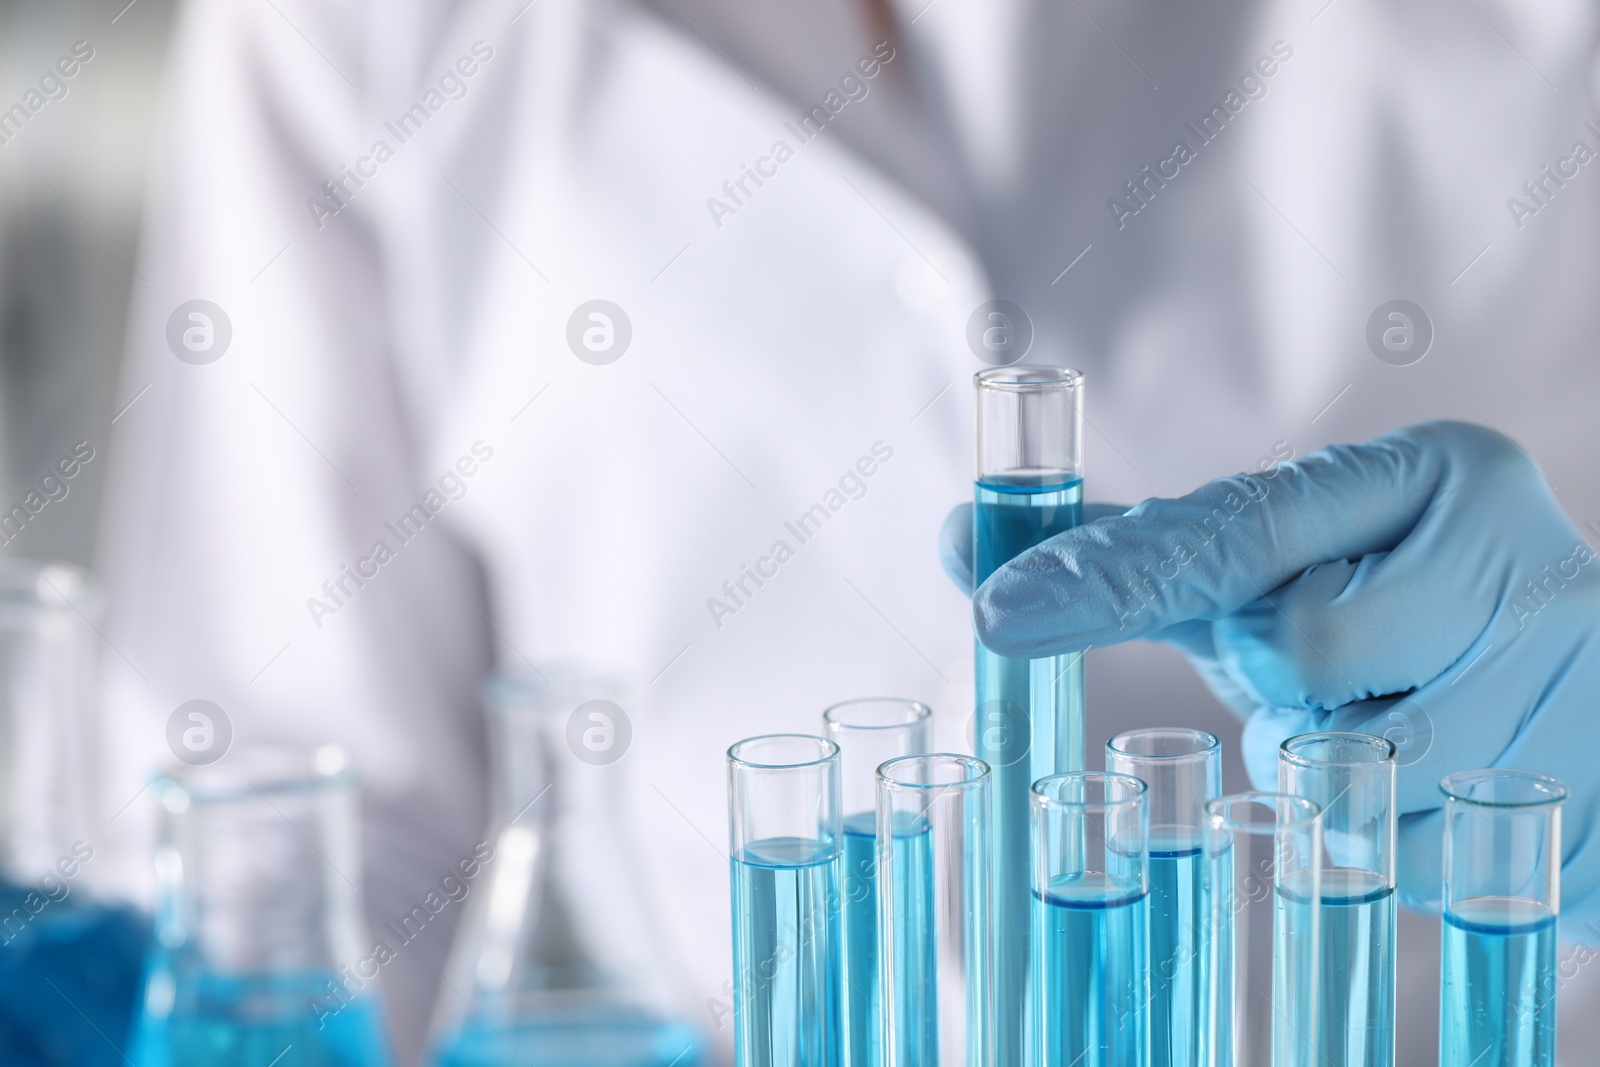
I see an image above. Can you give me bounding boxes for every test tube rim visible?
[877,752,990,790]
[974,365,1083,392]
[1106,726,1220,762]
[1204,791,1322,836]
[1439,767,1569,808]
[152,744,356,809]
[1278,730,1396,769]
[1031,770,1148,812]
[822,696,933,733]
[725,732,839,771]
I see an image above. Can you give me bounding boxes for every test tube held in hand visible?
[972,366,1085,1064]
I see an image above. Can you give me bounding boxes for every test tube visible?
[727,734,843,1067]
[822,698,933,1067]
[1107,728,1222,1067]
[973,365,1085,1063]
[1278,732,1396,1067]
[876,754,993,1067]
[1030,771,1149,1067]
[1201,793,1322,1067]
[1438,769,1567,1067]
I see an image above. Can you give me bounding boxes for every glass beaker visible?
[132,745,393,1066]
[0,561,148,1066]
[428,667,703,1067]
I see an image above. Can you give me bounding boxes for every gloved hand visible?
[940,420,1600,922]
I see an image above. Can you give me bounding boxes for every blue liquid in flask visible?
[1145,838,1203,1067]
[730,837,841,1067]
[1441,897,1556,1067]
[1278,867,1394,1067]
[433,1007,703,1067]
[0,881,147,1067]
[974,474,1083,1065]
[133,971,391,1067]
[1031,874,1148,1067]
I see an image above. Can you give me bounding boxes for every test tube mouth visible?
[1440,768,1569,808]
[154,745,355,811]
[1206,791,1322,836]
[878,753,989,790]
[1279,731,1396,768]
[726,733,838,770]
[974,366,1083,392]
[822,697,932,733]
[1107,727,1219,762]
[1032,771,1146,811]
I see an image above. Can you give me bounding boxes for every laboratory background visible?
[4,0,1600,1064]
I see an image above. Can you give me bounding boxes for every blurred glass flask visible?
[428,668,703,1067]
[0,562,147,1067]
[132,747,394,1067]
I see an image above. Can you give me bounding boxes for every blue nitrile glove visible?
[939,421,1600,924]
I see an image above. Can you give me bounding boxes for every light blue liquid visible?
[1146,842,1203,1067]
[730,837,841,1067]
[432,1008,703,1067]
[1280,868,1394,1067]
[0,884,148,1067]
[974,475,1083,1064]
[1031,874,1148,1067]
[132,970,392,1066]
[841,813,879,1067]
[1440,897,1556,1067]
[881,815,938,1066]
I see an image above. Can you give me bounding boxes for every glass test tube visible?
[972,365,1085,1065]
[1438,769,1567,1067]
[1201,793,1322,1067]
[1107,728,1222,1067]
[1278,733,1396,1067]
[822,698,932,1067]
[727,735,843,1067]
[877,754,993,1067]
[1030,771,1149,1067]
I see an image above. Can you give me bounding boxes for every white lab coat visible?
[100,0,1600,1063]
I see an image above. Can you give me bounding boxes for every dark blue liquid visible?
[840,813,878,1067]
[433,1009,703,1067]
[132,970,392,1066]
[974,476,1083,1066]
[1031,875,1148,1067]
[1440,898,1556,1067]
[0,882,147,1067]
[729,837,841,1067]
[1146,845,1202,1067]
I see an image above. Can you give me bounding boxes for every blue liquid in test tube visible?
[824,699,931,1067]
[972,367,1086,1064]
[1438,769,1567,1067]
[1279,733,1397,1067]
[728,735,843,1067]
[1032,877,1148,1067]
[1031,772,1148,1067]
[881,813,938,1062]
[1107,728,1219,1067]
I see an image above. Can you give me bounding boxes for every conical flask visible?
[0,561,148,1066]
[428,666,703,1067]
